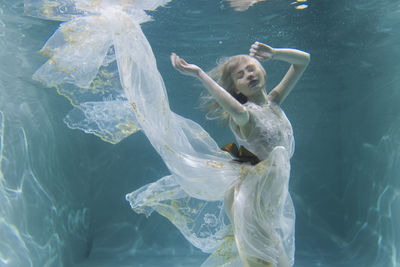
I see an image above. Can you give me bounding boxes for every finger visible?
[249,48,258,54]
[254,55,264,61]
[180,58,188,66]
[170,54,190,75]
[250,48,262,58]
[175,60,187,72]
[170,53,178,68]
[250,51,264,61]
[174,55,184,67]
[174,54,185,70]
[250,49,264,58]
[259,42,272,50]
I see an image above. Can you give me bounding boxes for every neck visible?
[248,90,268,105]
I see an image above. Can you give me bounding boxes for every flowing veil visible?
[26,1,245,265]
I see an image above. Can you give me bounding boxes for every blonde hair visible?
[200,55,266,121]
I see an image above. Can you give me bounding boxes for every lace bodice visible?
[230,101,295,160]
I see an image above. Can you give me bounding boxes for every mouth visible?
[249,79,259,88]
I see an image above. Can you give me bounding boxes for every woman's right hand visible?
[171,53,202,78]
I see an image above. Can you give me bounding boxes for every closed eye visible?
[235,70,244,79]
[246,65,255,72]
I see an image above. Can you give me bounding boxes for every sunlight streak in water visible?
[341,122,400,266]
[0,109,90,266]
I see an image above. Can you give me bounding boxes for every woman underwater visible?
[26,1,309,263]
[169,42,310,267]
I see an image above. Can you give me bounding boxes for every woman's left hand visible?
[249,41,276,61]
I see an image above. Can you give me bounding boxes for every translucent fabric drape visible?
[26,1,295,265]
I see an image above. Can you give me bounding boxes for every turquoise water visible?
[0,0,399,266]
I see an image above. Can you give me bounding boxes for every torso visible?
[229,101,294,160]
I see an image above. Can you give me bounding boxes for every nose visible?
[246,72,254,80]
[245,68,255,79]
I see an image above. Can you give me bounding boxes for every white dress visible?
[127,101,296,267]
[27,1,295,266]
[224,102,295,266]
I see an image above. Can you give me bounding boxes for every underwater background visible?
[0,0,399,266]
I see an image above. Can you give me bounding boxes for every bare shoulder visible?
[267,90,282,105]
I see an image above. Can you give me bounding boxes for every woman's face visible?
[231,56,266,97]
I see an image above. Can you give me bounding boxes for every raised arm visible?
[170,53,249,126]
[250,42,310,105]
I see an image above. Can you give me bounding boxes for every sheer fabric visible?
[26,1,295,265]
